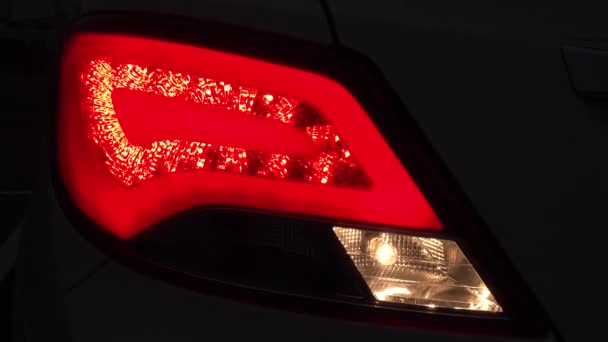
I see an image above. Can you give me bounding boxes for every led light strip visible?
[84,60,371,188]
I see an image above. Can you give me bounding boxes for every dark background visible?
[2,1,608,342]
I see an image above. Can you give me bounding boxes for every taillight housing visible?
[54,13,547,336]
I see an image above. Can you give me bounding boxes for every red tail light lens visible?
[59,33,441,239]
[86,60,369,188]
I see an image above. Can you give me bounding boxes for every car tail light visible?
[55,13,546,336]
[59,33,441,240]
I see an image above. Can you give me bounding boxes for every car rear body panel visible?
[328,1,608,341]
[12,1,608,341]
[17,172,557,342]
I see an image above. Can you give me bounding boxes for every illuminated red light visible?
[85,60,366,187]
[113,90,318,159]
[59,33,442,238]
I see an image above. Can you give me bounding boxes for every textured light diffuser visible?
[333,227,502,313]
[83,60,370,188]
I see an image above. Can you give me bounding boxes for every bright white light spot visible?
[374,242,397,266]
[375,287,412,301]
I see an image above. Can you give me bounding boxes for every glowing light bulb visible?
[376,243,397,265]
[370,238,397,266]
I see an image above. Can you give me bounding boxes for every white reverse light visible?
[333,227,502,313]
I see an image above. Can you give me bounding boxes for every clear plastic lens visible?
[333,227,502,313]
